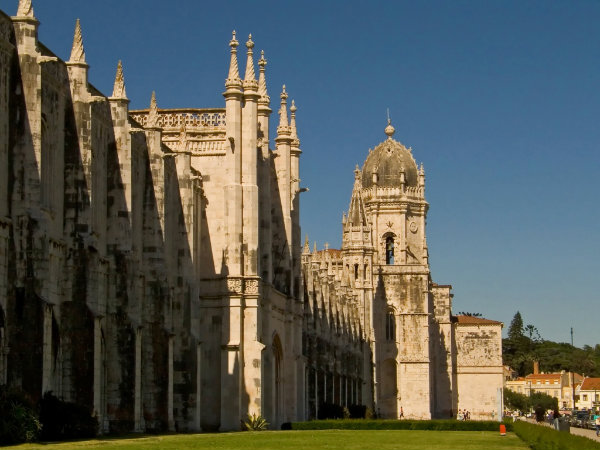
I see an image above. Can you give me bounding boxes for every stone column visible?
[41,304,53,395]
[242,282,263,418]
[314,369,319,419]
[195,342,202,431]
[224,32,243,277]
[134,327,143,432]
[12,11,42,210]
[93,317,104,430]
[274,87,293,293]
[221,290,241,430]
[257,52,272,282]
[0,34,14,219]
[167,335,175,431]
[241,36,259,277]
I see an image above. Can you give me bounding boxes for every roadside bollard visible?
[500,424,506,436]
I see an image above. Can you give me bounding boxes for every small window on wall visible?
[385,310,395,341]
[583,395,588,401]
[354,264,359,280]
[385,237,394,265]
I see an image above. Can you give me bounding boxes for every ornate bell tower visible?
[353,120,432,419]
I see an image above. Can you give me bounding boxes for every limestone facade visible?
[0,1,503,431]
[0,2,304,432]
[301,122,504,420]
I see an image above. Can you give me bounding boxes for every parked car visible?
[584,415,599,430]
[572,410,590,428]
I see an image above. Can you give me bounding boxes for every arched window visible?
[385,237,394,265]
[354,264,359,280]
[385,310,395,341]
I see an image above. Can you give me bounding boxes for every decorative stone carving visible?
[226,278,242,294]
[244,279,258,294]
[130,110,226,130]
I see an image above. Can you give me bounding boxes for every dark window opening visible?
[385,310,395,341]
[386,237,394,265]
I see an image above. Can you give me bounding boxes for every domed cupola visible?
[361,120,418,188]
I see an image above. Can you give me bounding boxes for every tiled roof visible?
[452,315,502,325]
[580,377,600,391]
[525,374,561,380]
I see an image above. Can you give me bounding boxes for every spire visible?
[313,241,317,254]
[347,165,366,227]
[290,100,300,145]
[278,85,289,130]
[225,30,241,87]
[111,60,127,99]
[69,19,86,64]
[16,0,34,17]
[303,235,310,255]
[147,91,159,128]
[244,34,256,82]
[258,50,270,104]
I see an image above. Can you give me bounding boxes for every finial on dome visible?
[385,118,395,139]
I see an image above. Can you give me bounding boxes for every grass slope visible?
[9,430,528,450]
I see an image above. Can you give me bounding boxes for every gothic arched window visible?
[385,236,394,265]
[385,309,395,341]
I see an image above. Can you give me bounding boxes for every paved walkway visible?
[524,418,600,442]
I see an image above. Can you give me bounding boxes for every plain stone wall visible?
[455,323,503,420]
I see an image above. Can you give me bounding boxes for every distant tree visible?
[530,391,558,412]
[524,324,542,342]
[508,312,524,341]
[504,388,530,413]
[457,311,482,317]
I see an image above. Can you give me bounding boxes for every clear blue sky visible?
[18,0,600,347]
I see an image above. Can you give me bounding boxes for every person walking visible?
[595,413,600,437]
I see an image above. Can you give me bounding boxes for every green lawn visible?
[9,430,529,450]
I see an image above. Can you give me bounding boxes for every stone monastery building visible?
[0,1,503,432]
